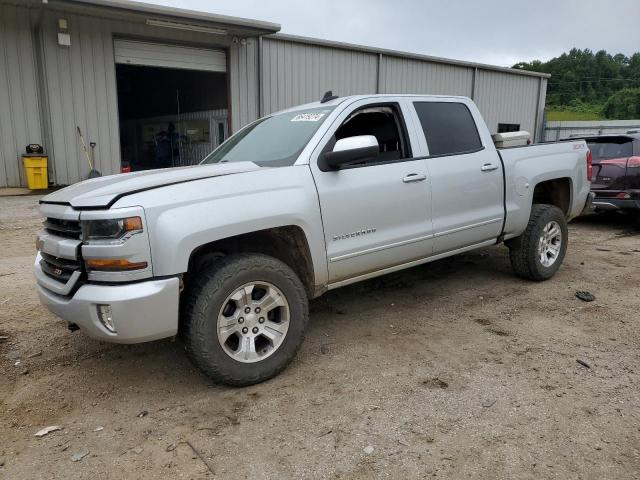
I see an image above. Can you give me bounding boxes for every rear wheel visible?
[182,253,308,386]
[507,204,568,281]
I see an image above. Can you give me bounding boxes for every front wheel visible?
[181,253,309,386]
[506,204,568,281]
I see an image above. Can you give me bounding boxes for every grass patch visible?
[546,102,605,121]
[546,109,605,121]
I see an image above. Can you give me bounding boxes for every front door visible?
[310,99,433,283]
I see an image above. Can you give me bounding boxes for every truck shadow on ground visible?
[45,244,514,393]
[58,247,518,390]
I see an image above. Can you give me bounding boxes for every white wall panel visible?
[0,2,549,186]
[474,69,540,137]
[229,37,259,132]
[261,37,378,114]
[379,56,473,96]
[0,3,43,187]
[38,8,236,185]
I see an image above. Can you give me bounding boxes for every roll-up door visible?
[113,39,226,72]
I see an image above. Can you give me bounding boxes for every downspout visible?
[533,76,542,142]
[258,35,264,117]
[33,2,57,185]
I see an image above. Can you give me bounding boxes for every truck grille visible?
[43,217,82,239]
[40,252,82,282]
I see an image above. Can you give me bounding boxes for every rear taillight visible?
[586,149,593,181]
[616,192,631,199]
[628,156,640,168]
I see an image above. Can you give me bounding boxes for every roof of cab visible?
[277,93,473,114]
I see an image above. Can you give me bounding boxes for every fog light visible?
[97,304,116,333]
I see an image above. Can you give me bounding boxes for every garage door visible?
[113,39,226,72]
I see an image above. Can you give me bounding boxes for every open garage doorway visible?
[114,40,228,172]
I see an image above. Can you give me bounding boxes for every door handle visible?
[481,163,499,172]
[402,173,427,183]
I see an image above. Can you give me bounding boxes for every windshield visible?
[586,139,634,160]
[202,107,335,167]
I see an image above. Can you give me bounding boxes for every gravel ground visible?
[1,194,639,479]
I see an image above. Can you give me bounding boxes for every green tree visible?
[513,48,640,112]
[603,88,640,119]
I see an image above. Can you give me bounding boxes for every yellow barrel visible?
[23,155,48,189]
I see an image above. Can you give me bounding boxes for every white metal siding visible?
[0,4,548,186]
[261,37,378,114]
[379,56,473,96]
[260,37,544,141]
[39,13,120,185]
[36,9,241,185]
[229,38,259,132]
[114,39,226,72]
[474,69,540,137]
[0,3,43,187]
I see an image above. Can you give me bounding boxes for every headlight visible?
[82,217,143,243]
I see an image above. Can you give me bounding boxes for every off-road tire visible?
[507,204,568,281]
[181,253,308,386]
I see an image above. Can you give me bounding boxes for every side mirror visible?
[321,135,379,170]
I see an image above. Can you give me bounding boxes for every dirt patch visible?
[474,318,492,326]
[487,327,510,337]
[421,377,449,389]
[1,196,640,479]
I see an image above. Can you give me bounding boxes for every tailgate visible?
[586,137,634,190]
[592,157,629,190]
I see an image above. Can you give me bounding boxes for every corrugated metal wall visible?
[379,56,473,96]
[0,3,258,186]
[473,69,541,136]
[0,3,548,186]
[229,38,259,132]
[260,36,546,141]
[0,3,43,188]
[39,12,120,185]
[260,37,378,114]
[37,9,249,185]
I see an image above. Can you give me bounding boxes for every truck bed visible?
[498,140,591,239]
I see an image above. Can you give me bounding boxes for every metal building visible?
[0,0,549,188]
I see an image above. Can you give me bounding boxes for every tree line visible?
[513,48,640,119]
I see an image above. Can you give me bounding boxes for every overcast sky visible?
[138,0,640,67]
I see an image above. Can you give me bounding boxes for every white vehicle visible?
[35,94,593,385]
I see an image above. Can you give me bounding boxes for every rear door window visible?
[586,139,633,160]
[413,102,482,156]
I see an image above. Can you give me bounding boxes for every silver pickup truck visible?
[35,94,592,385]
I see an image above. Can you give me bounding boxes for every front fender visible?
[114,166,328,287]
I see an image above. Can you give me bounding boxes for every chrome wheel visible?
[538,220,562,267]
[217,282,290,363]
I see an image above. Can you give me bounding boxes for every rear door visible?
[310,98,432,284]
[410,99,504,254]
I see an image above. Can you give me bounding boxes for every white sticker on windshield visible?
[291,113,325,122]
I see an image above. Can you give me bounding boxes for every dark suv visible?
[582,134,640,214]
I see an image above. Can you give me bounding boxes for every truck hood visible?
[40,162,262,209]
